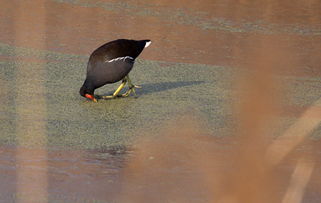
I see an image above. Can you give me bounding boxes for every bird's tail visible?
[143,40,151,48]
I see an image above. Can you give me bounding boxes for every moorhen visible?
[79,39,151,102]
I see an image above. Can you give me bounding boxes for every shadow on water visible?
[100,80,204,97]
[138,81,205,95]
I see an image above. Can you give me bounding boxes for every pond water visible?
[0,0,320,202]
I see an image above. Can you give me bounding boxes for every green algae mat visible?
[0,43,233,149]
[1,43,320,149]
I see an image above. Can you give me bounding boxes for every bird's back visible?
[88,39,149,68]
[85,39,151,88]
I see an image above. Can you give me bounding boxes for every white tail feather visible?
[145,41,151,48]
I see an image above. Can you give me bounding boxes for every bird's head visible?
[79,81,97,102]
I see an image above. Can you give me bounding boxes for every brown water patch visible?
[281,105,321,118]
[116,115,321,203]
[1,0,320,77]
[0,146,128,202]
[1,131,321,202]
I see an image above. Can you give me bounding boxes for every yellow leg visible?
[102,79,127,99]
[113,80,127,96]
[121,75,141,97]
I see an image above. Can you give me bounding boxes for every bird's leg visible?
[102,79,127,99]
[121,75,141,97]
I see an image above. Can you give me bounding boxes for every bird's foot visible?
[101,92,131,99]
[133,85,142,89]
[100,82,141,99]
[121,85,141,97]
[101,95,116,99]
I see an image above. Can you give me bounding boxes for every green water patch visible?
[43,59,234,149]
[1,43,320,149]
[0,43,234,149]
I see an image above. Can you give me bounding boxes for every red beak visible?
[85,94,97,102]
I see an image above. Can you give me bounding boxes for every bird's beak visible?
[85,94,98,102]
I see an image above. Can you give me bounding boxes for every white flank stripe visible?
[106,56,134,63]
[145,41,151,48]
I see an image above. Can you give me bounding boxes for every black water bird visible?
[79,39,151,102]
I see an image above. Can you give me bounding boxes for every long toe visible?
[130,86,139,97]
[121,89,132,97]
[102,95,115,99]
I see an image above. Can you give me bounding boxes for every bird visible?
[79,39,151,102]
